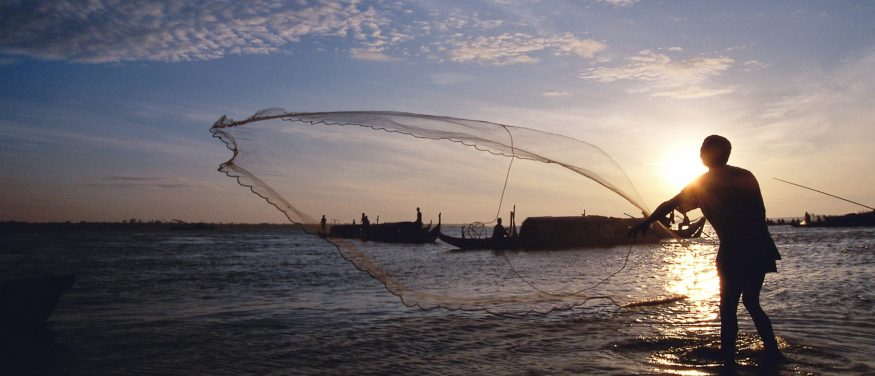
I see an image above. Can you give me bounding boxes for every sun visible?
[663,150,707,192]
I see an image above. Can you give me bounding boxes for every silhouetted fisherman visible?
[492,218,508,240]
[320,215,327,233]
[678,212,691,230]
[629,135,782,366]
[415,207,422,225]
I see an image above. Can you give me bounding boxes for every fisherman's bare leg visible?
[741,273,781,357]
[719,274,743,364]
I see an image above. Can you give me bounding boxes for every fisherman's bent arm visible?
[642,195,681,226]
[629,194,681,237]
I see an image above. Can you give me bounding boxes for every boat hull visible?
[0,273,75,326]
[328,222,440,243]
[439,215,673,250]
[438,233,518,250]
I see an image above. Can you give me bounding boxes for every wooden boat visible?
[438,233,517,250]
[439,215,676,251]
[0,273,75,326]
[672,217,706,238]
[328,216,442,243]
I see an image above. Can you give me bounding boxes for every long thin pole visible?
[773,178,875,211]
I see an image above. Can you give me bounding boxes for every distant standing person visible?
[320,215,327,233]
[629,135,782,366]
[492,218,508,240]
[415,207,422,225]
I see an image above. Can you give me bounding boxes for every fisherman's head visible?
[700,135,731,168]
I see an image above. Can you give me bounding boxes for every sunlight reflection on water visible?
[664,242,720,321]
[3,225,873,375]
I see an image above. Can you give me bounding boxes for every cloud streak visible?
[594,0,639,8]
[742,49,875,149]
[581,50,735,98]
[0,1,606,66]
[543,90,573,97]
[0,0,394,63]
[446,33,606,65]
[95,176,200,190]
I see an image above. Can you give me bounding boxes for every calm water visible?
[2,225,874,375]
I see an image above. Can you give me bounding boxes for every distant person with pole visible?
[629,135,782,367]
[492,218,508,240]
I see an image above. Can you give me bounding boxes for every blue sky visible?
[1,0,874,222]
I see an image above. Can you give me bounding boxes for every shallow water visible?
[2,225,873,375]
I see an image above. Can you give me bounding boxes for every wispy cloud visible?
[0,117,210,157]
[0,0,605,67]
[741,59,767,71]
[350,47,404,62]
[594,0,639,8]
[543,90,573,97]
[0,0,397,63]
[95,176,201,190]
[580,49,735,98]
[445,33,606,66]
[741,49,875,150]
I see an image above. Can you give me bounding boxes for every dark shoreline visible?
[0,221,305,232]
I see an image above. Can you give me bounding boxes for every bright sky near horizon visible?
[1,0,873,223]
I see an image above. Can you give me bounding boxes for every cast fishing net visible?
[211,109,671,314]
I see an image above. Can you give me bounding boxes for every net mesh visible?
[210,109,659,314]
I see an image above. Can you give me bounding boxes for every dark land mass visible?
[0,221,307,233]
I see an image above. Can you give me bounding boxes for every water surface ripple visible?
[2,225,873,375]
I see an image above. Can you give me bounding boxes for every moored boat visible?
[672,217,706,238]
[791,210,875,228]
[438,233,517,250]
[439,215,679,251]
[328,216,441,243]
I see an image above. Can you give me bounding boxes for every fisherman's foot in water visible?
[720,350,736,372]
[760,346,785,363]
[719,358,737,375]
